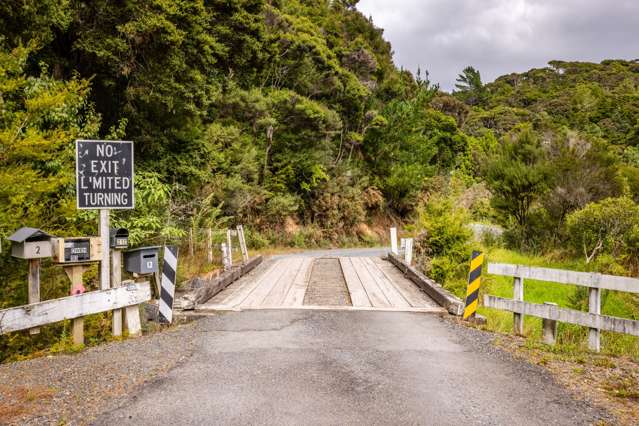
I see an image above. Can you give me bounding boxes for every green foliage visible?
[566,197,639,264]
[364,86,469,214]
[454,66,486,106]
[414,194,473,289]
[0,43,99,238]
[482,125,552,235]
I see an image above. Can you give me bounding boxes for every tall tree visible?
[454,66,486,106]
[482,126,551,233]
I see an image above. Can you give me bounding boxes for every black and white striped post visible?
[159,245,178,323]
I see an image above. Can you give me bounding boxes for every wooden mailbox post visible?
[8,227,54,335]
[52,236,104,344]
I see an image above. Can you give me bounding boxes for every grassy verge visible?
[473,247,639,361]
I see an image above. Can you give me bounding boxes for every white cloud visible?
[357,0,639,91]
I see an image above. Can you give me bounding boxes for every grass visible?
[475,247,639,361]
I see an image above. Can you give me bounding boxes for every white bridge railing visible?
[484,263,639,352]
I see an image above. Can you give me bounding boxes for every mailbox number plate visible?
[64,240,90,262]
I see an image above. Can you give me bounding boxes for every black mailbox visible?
[124,246,160,274]
[110,228,129,249]
[64,238,91,263]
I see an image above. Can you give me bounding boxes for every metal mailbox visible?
[8,227,53,259]
[110,228,129,249]
[51,237,103,263]
[124,246,160,275]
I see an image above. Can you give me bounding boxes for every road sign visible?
[76,140,134,209]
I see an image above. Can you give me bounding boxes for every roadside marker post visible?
[159,246,179,323]
[226,229,233,268]
[463,251,484,320]
[237,225,249,263]
[404,238,413,265]
[390,227,398,255]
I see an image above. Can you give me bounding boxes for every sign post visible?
[76,140,134,335]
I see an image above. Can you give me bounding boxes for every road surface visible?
[95,309,607,425]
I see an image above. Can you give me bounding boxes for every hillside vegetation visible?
[1,0,639,361]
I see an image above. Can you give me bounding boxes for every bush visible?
[566,197,639,264]
[414,195,473,285]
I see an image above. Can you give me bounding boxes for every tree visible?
[363,84,469,214]
[454,66,486,106]
[482,126,551,233]
[543,135,622,228]
[0,43,99,238]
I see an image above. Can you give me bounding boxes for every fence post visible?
[28,259,40,334]
[513,275,524,335]
[207,228,213,263]
[542,302,558,345]
[65,265,87,345]
[588,287,601,352]
[390,227,398,255]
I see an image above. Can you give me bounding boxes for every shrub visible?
[414,195,473,285]
[565,197,639,264]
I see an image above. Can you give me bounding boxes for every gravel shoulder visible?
[0,322,201,425]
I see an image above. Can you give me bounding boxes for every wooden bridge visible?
[197,253,446,314]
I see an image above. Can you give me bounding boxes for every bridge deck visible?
[198,256,444,313]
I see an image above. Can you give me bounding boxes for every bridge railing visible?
[484,263,639,352]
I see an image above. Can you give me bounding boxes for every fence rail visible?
[485,262,639,352]
[0,281,150,335]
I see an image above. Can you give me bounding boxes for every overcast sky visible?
[357,0,639,92]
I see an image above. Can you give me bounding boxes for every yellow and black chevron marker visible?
[463,251,484,320]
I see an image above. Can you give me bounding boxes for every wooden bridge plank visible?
[262,258,306,307]
[241,258,298,307]
[339,257,372,308]
[371,257,437,308]
[350,257,390,308]
[362,257,411,308]
[282,258,314,307]
[221,260,282,307]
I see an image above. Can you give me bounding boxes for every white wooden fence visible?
[0,281,150,339]
[485,263,639,352]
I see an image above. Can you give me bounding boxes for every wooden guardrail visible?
[484,263,639,352]
[0,281,150,338]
